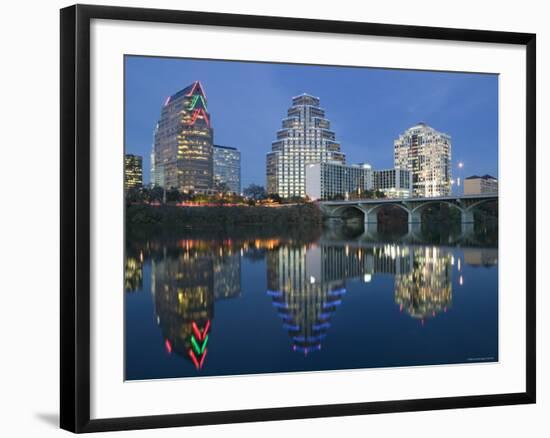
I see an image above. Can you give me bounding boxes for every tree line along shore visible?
[126,203,323,227]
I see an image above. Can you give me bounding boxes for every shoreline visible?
[126,202,323,227]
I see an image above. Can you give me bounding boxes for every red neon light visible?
[190,110,199,125]
[197,82,207,98]
[188,348,200,369]
[165,339,172,354]
[199,348,208,369]
[189,108,210,127]
[191,320,211,341]
[192,322,202,340]
[188,348,208,370]
[186,82,198,96]
[186,81,207,99]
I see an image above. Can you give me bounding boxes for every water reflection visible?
[267,245,346,355]
[267,244,459,352]
[124,254,143,292]
[394,246,452,321]
[125,225,498,378]
[150,241,241,369]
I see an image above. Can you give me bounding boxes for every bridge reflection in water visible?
[125,227,497,375]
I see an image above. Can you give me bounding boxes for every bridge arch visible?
[410,200,465,223]
[363,202,411,223]
[327,204,367,224]
[330,204,365,215]
[464,197,498,213]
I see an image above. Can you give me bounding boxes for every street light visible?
[457,161,464,195]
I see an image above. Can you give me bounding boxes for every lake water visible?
[125,223,498,380]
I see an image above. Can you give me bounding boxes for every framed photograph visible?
[60,4,536,433]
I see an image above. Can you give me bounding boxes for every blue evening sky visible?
[125,56,498,187]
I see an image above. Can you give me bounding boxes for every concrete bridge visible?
[319,194,498,233]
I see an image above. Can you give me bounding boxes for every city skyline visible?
[125,56,498,189]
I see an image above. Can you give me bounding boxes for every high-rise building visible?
[267,94,345,198]
[152,81,214,193]
[149,147,158,187]
[124,154,143,190]
[464,174,498,195]
[213,145,241,194]
[305,162,373,200]
[394,122,452,197]
[372,168,412,198]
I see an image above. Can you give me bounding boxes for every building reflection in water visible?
[151,240,241,370]
[136,235,493,365]
[266,242,463,353]
[267,245,346,355]
[266,243,408,354]
[124,251,143,292]
[463,248,498,267]
[394,246,453,322]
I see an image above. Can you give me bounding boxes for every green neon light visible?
[190,336,201,355]
[187,94,207,110]
[191,334,209,355]
[199,95,207,109]
[201,334,209,353]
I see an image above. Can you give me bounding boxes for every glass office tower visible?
[267,94,345,198]
[213,144,241,194]
[152,81,214,193]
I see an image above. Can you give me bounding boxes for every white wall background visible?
[0,0,546,436]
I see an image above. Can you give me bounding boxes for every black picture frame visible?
[60,4,536,433]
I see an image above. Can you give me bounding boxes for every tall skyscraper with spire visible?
[394,122,452,197]
[152,81,214,193]
[266,94,345,198]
